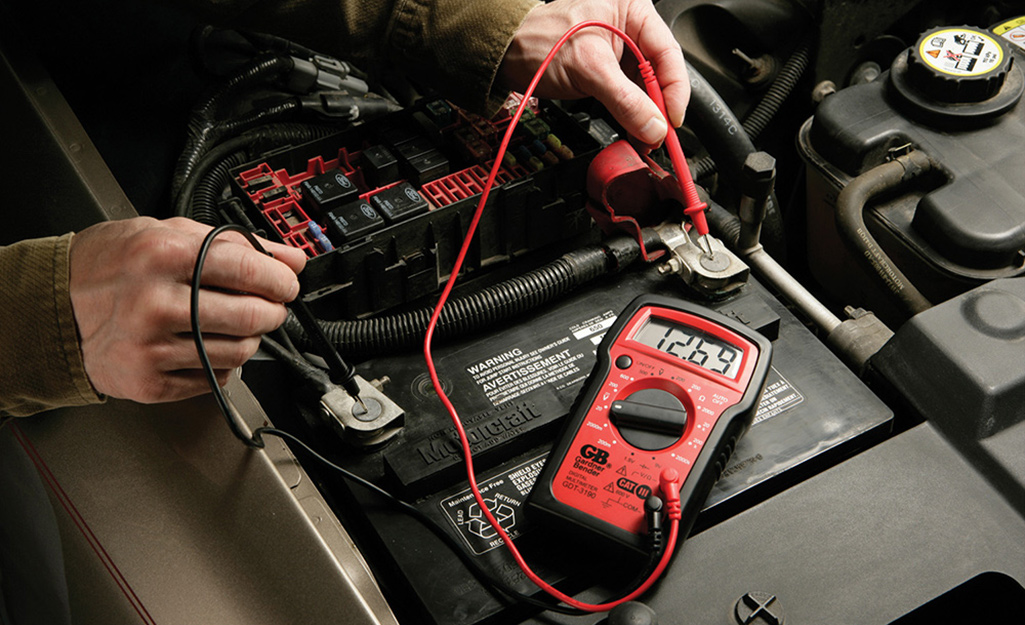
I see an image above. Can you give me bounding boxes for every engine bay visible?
[3,0,1023,623]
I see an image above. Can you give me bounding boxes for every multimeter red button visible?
[615,355,633,369]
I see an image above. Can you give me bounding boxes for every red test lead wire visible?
[423,21,699,613]
[636,61,709,237]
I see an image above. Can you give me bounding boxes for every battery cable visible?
[423,21,707,613]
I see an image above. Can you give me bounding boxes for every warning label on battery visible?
[467,337,589,406]
[569,311,617,341]
[440,455,547,555]
[753,367,803,425]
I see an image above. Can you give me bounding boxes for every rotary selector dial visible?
[610,388,688,451]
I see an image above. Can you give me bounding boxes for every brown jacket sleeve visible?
[180,0,539,113]
[0,234,104,417]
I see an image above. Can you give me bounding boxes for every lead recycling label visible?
[440,455,547,555]
[918,29,1004,76]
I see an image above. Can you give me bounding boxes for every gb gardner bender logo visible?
[579,444,608,465]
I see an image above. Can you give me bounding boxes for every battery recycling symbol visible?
[443,490,524,555]
[441,455,546,555]
[465,498,516,540]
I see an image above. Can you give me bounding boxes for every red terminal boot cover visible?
[585,140,691,261]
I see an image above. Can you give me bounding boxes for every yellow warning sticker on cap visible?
[919,29,1004,77]
[993,17,1025,51]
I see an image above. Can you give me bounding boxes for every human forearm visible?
[0,234,102,417]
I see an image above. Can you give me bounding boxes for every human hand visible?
[498,0,689,147]
[69,217,307,404]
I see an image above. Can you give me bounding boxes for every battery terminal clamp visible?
[655,222,750,297]
[321,375,405,448]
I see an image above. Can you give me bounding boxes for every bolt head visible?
[734,591,784,625]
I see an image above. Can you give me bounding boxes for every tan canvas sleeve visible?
[0,234,104,417]
[178,0,539,113]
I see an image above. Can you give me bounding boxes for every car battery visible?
[251,267,892,625]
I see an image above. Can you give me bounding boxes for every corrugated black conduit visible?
[285,235,648,358]
[743,36,813,139]
[172,54,297,199]
[176,123,339,224]
[690,35,813,181]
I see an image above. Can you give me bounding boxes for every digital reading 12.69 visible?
[528,294,773,552]
[633,317,743,379]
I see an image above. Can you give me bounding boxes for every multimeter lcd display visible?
[633,317,744,379]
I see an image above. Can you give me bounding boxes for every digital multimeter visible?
[528,294,772,550]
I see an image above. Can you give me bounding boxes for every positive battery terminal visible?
[655,222,749,297]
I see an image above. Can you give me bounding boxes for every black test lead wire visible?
[190,223,364,443]
[190,225,665,616]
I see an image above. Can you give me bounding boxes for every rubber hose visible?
[682,62,786,255]
[835,151,933,315]
[705,201,742,248]
[286,245,619,358]
[685,61,761,176]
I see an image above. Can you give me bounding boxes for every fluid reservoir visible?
[798,22,1025,323]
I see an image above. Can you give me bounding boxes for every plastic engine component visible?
[799,25,1025,320]
[230,99,602,319]
[871,277,1025,509]
[370,182,429,224]
[327,200,384,243]
[891,26,1022,123]
[300,170,359,214]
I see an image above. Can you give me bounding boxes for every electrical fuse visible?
[307,221,334,252]
[545,134,574,160]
